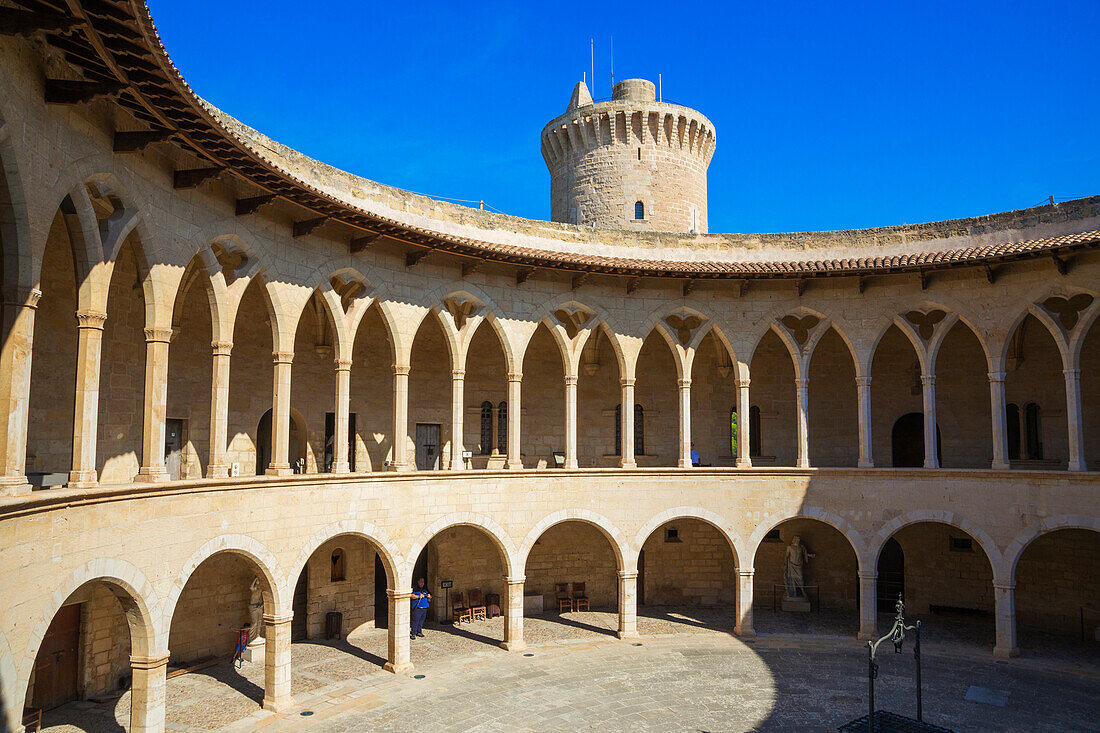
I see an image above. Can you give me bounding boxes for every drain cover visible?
[523,653,534,657]
[632,643,643,646]
[413,674,426,679]
[300,711,314,716]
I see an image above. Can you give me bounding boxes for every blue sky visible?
[147,1,1099,233]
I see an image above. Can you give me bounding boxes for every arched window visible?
[730,406,739,457]
[479,401,492,455]
[634,403,645,456]
[1006,403,1021,461]
[1024,402,1042,460]
[497,401,508,454]
[330,548,346,582]
[749,405,761,457]
[634,201,644,220]
[614,404,622,456]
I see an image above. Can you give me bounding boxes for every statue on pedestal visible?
[247,577,265,646]
[783,535,815,599]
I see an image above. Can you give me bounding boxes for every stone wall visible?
[641,520,736,606]
[750,331,797,466]
[168,554,255,665]
[426,526,505,622]
[1015,529,1100,634]
[79,584,131,698]
[302,537,377,637]
[166,273,213,478]
[808,328,859,467]
[753,519,860,612]
[525,522,619,610]
[891,523,994,616]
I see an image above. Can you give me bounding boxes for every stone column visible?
[734,569,755,637]
[262,613,293,711]
[617,570,640,639]
[987,371,1010,470]
[920,373,939,468]
[993,582,1019,658]
[391,364,411,471]
[332,358,352,473]
[501,576,526,651]
[1063,368,1085,472]
[857,570,878,641]
[128,652,168,733]
[0,290,40,495]
[795,377,810,468]
[206,341,232,478]
[855,376,874,468]
[620,377,636,468]
[385,590,414,673]
[135,327,173,482]
[736,377,752,468]
[267,352,294,476]
[450,369,465,470]
[677,378,692,468]
[506,371,522,469]
[69,310,107,488]
[564,374,578,468]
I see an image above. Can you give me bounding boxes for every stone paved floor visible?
[40,608,1100,732]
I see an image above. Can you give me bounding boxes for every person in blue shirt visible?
[690,442,701,467]
[410,577,431,639]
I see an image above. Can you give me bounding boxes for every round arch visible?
[633,507,747,567]
[747,506,867,572]
[407,513,519,584]
[1002,514,1100,580]
[868,510,1002,581]
[519,509,630,571]
[290,519,403,589]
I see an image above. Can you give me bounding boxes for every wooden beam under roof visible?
[235,194,276,216]
[350,233,380,253]
[173,166,224,190]
[113,129,173,152]
[44,78,124,105]
[406,249,431,268]
[516,267,535,285]
[293,217,328,237]
[0,8,84,36]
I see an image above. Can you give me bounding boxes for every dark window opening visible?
[763,528,782,542]
[749,405,761,457]
[1006,403,1021,461]
[497,401,508,454]
[1024,402,1042,460]
[634,403,645,455]
[479,401,492,455]
[634,201,644,220]
[665,527,680,542]
[948,536,973,553]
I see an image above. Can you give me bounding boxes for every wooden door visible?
[415,423,441,471]
[32,603,81,710]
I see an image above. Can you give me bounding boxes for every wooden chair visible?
[451,591,473,624]
[469,588,488,621]
[556,582,574,613]
[572,582,590,611]
[22,709,42,733]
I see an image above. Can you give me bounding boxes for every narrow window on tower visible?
[635,201,644,220]
[637,147,642,160]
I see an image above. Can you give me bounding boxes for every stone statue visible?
[247,577,265,645]
[783,535,815,599]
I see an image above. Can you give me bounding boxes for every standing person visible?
[410,577,431,639]
[690,442,701,467]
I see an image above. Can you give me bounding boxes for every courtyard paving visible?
[40,608,1100,732]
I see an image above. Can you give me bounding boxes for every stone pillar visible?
[1063,368,1085,472]
[987,371,1010,470]
[385,590,414,673]
[736,377,752,468]
[734,568,755,638]
[206,341,232,478]
[620,377,636,468]
[0,290,40,495]
[450,369,465,470]
[262,613,293,711]
[857,570,878,641]
[267,352,294,476]
[920,373,939,468]
[677,378,692,468]
[617,570,640,639]
[993,582,1019,658]
[795,377,810,468]
[506,371,522,469]
[563,374,578,468]
[856,376,874,468]
[332,358,352,473]
[135,327,173,482]
[128,652,168,733]
[391,364,411,472]
[70,310,107,487]
[501,576,526,651]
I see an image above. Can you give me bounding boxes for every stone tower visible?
[541,78,716,233]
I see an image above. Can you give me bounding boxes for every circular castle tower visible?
[541,78,716,233]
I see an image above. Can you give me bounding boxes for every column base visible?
[0,476,30,496]
[262,696,294,713]
[796,460,811,468]
[134,467,170,482]
[857,460,874,468]
[734,626,755,639]
[500,639,527,652]
[857,630,877,642]
[265,465,293,476]
[619,460,637,469]
[331,461,350,474]
[923,461,939,469]
[68,469,98,488]
[506,461,524,470]
[735,459,752,469]
[383,661,414,674]
[391,463,413,473]
[564,459,578,469]
[677,460,692,469]
[450,460,465,471]
[993,644,1019,658]
[616,630,640,640]
[1068,460,1085,472]
[990,461,1010,471]
[206,464,230,479]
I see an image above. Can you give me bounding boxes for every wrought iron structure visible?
[868,595,921,731]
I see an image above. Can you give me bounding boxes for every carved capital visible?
[920,374,936,387]
[1062,368,1081,380]
[144,327,174,344]
[619,377,636,388]
[677,378,692,389]
[4,287,42,309]
[855,376,872,388]
[451,369,466,379]
[736,568,755,579]
[262,612,294,626]
[507,371,523,383]
[986,371,1006,384]
[737,378,751,390]
[795,377,810,390]
[503,575,526,586]
[75,310,107,330]
[392,364,411,377]
[563,374,578,387]
[334,358,353,371]
[211,340,234,356]
[617,570,639,581]
[272,351,294,365]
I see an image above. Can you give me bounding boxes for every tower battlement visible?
[540,78,716,233]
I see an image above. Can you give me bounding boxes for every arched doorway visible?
[255,409,306,474]
[891,413,940,467]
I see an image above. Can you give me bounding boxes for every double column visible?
[0,289,40,494]
[619,377,636,468]
[332,358,353,473]
[676,378,692,468]
[70,310,108,487]
[267,351,294,475]
[136,327,174,482]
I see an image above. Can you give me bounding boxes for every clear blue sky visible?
[147,1,1099,233]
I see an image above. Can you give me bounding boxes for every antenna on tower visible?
[610,35,614,92]
[590,37,595,98]
[659,73,662,102]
